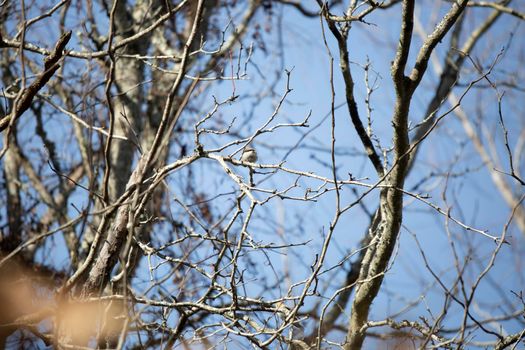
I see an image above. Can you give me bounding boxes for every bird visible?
[240,147,257,186]
[241,147,258,163]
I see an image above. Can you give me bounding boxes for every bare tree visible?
[1,0,524,349]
